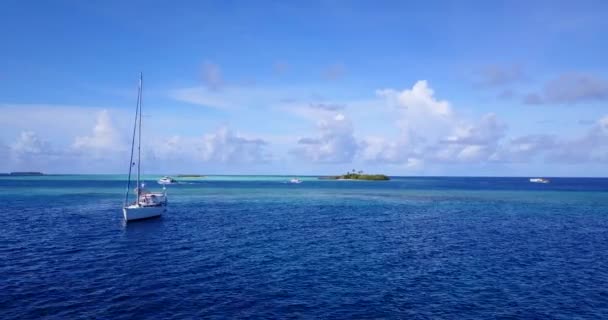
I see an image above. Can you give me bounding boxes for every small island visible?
[9,172,44,176]
[176,174,206,178]
[320,170,390,181]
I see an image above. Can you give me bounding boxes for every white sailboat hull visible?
[123,205,166,221]
[121,74,170,223]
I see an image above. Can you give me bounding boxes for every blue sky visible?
[1,0,608,176]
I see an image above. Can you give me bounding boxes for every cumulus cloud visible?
[153,127,271,164]
[200,127,270,163]
[491,134,558,163]
[432,143,492,164]
[290,81,504,167]
[360,130,424,164]
[10,131,53,162]
[7,131,64,171]
[363,82,508,166]
[443,113,506,145]
[545,116,608,163]
[524,73,608,105]
[377,80,452,117]
[169,86,237,109]
[169,84,310,110]
[365,81,456,165]
[428,113,507,163]
[0,104,127,136]
[292,113,359,163]
[72,110,126,157]
[360,137,402,164]
[149,135,192,162]
[288,80,608,169]
[0,105,133,172]
[7,77,608,174]
[489,115,608,164]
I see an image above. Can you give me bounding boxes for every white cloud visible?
[374,81,458,153]
[169,85,308,110]
[151,135,190,160]
[544,115,608,163]
[457,145,488,161]
[283,81,509,168]
[292,113,359,163]
[360,130,423,164]
[5,78,608,175]
[309,102,345,111]
[10,131,52,161]
[444,113,506,145]
[424,113,507,163]
[1,103,273,172]
[404,157,424,169]
[0,107,129,172]
[491,134,557,163]
[152,127,271,164]
[7,131,61,172]
[168,86,234,109]
[0,104,128,138]
[364,81,505,166]
[200,127,270,163]
[377,80,452,117]
[489,115,608,164]
[72,110,126,157]
[166,79,608,173]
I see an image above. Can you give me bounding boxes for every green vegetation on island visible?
[320,170,390,181]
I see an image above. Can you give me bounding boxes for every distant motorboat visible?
[530,178,550,184]
[158,176,177,185]
[289,178,302,184]
[122,73,168,222]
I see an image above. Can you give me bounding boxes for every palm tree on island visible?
[326,169,390,181]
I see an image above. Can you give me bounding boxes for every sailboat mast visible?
[124,74,141,207]
[136,73,143,200]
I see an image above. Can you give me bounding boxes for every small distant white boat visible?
[158,176,177,185]
[122,73,168,222]
[289,178,302,184]
[530,178,550,184]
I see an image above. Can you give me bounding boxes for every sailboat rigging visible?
[122,73,167,221]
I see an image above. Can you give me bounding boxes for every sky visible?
[1,0,608,176]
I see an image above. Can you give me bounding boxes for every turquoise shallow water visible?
[1,176,608,318]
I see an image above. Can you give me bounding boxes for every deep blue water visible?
[2,176,608,319]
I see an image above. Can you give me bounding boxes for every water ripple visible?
[2,177,608,318]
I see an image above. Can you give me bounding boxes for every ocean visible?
[1,175,608,319]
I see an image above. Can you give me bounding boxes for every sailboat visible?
[123,73,167,221]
